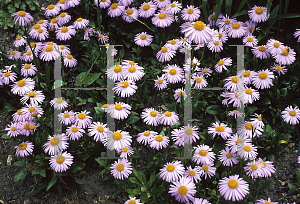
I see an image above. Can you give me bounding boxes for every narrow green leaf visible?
[257,179,274,195]
[32,167,46,177]
[127,115,140,124]
[266,0,273,16]
[275,13,300,20]
[284,0,289,15]
[225,0,232,16]
[13,160,25,167]
[75,72,87,86]
[1,133,10,139]
[14,169,27,183]
[215,0,223,25]
[288,183,297,191]
[129,177,143,187]
[236,0,247,13]
[141,186,147,192]
[201,0,208,24]
[269,4,280,20]
[268,154,275,161]
[75,178,85,184]
[46,176,57,191]
[205,105,220,115]
[231,10,249,18]
[45,63,51,89]
[297,171,300,185]
[150,44,160,51]
[147,172,156,188]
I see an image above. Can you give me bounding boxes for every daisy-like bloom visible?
[50,151,73,172]
[164,39,181,51]
[2,71,17,85]
[22,51,34,63]
[122,63,145,81]
[257,157,276,178]
[207,122,232,140]
[160,160,185,182]
[106,102,132,120]
[274,46,296,65]
[94,0,111,9]
[168,176,196,203]
[110,158,132,180]
[228,110,244,119]
[192,144,216,165]
[256,198,278,204]
[251,69,275,89]
[7,50,21,60]
[49,98,68,110]
[153,0,170,9]
[87,122,107,142]
[122,7,139,23]
[195,67,213,77]
[29,24,47,40]
[218,146,239,167]
[208,12,224,27]
[226,90,244,108]
[124,197,143,204]
[83,27,95,41]
[5,122,21,137]
[250,113,264,129]
[118,0,134,7]
[281,105,300,125]
[294,28,300,42]
[113,80,137,98]
[159,111,179,126]
[73,17,89,29]
[56,26,76,41]
[171,128,185,147]
[66,124,85,140]
[237,69,254,86]
[137,130,158,145]
[57,12,71,26]
[12,10,34,27]
[96,31,109,44]
[248,6,270,23]
[218,175,249,202]
[237,142,258,160]
[238,120,263,139]
[134,32,153,47]
[174,88,187,103]
[13,36,27,47]
[138,1,157,18]
[64,54,77,68]
[227,21,247,38]
[12,109,27,123]
[270,64,287,76]
[238,86,260,105]
[149,134,169,150]
[152,11,174,28]
[110,130,132,151]
[193,198,211,204]
[156,46,176,62]
[166,1,182,15]
[57,110,76,125]
[18,121,39,136]
[66,0,80,8]
[101,104,108,112]
[244,160,264,179]
[162,64,184,84]
[15,141,34,157]
[226,133,251,152]
[217,14,237,33]
[43,133,69,155]
[252,45,271,59]
[180,124,200,145]
[49,17,60,31]
[180,22,193,33]
[58,45,71,57]
[207,39,223,53]
[266,39,284,55]
[108,3,125,18]
[37,19,49,28]
[191,74,208,89]
[21,103,44,119]
[106,65,125,82]
[73,110,92,129]
[244,20,258,36]
[198,161,216,180]
[181,5,201,22]
[56,0,68,10]
[39,43,60,61]
[242,35,258,47]
[224,75,245,91]
[184,166,201,184]
[117,146,134,159]
[215,57,232,73]
[211,27,228,44]
[44,4,61,17]
[183,21,213,45]
[11,78,35,96]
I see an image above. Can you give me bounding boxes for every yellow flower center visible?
[189,170,195,176]
[259,46,266,52]
[116,164,124,171]
[244,145,251,152]
[126,9,133,15]
[120,81,129,88]
[236,139,243,143]
[169,69,177,75]
[78,113,85,119]
[72,127,78,132]
[51,18,58,23]
[259,72,268,79]
[16,36,22,40]
[178,186,188,196]
[48,4,55,10]
[77,18,82,22]
[264,202,272,204]
[251,164,258,170]
[218,60,224,66]
[45,46,53,52]
[276,66,282,70]
[202,69,207,73]
[66,54,72,59]
[187,9,194,14]
[17,109,22,115]
[38,20,44,24]
[115,104,123,110]
[61,27,68,33]
[289,110,296,116]
[128,200,136,204]
[232,22,240,29]
[228,179,238,189]
[150,111,157,117]
[259,160,266,168]
[248,37,253,42]
[27,51,32,55]
[165,111,172,117]
[231,76,239,83]
[24,123,30,130]
[171,3,175,7]
[143,4,150,11]
[185,128,193,135]
[226,153,232,158]
[155,135,163,142]
[29,107,35,112]
[56,99,63,103]
[161,47,168,53]
[214,40,219,45]
[11,51,16,55]
[258,116,262,121]
[243,71,250,77]
[216,126,225,132]
[32,113,38,117]
[158,79,163,84]
[11,126,17,131]
[166,164,175,172]
[245,123,254,130]
[158,13,166,19]
[114,65,122,73]
[50,137,60,146]
[64,113,70,118]
[128,67,136,73]
[102,104,108,108]
[210,14,215,20]
[123,147,128,152]
[30,42,35,48]
[273,42,280,48]
[196,78,202,83]
[193,21,205,31]
[202,165,209,172]
[19,143,27,150]
[114,132,122,140]
[17,80,26,87]
[178,92,184,97]
[144,131,150,136]
[255,7,264,14]
[97,126,104,132]
[219,33,222,38]
[4,72,10,77]
[249,26,254,32]
[199,149,207,156]
[18,10,25,16]
[183,38,187,41]
[60,12,66,17]
[245,88,253,95]
[225,19,230,24]
[129,61,135,65]
[140,35,146,40]
[170,40,176,45]
[111,3,118,9]
[281,48,289,56]
[233,110,238,113]
[56,155,65,164]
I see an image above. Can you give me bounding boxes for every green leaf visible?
[297,171,300,185]
[141,186,147,192]
[133,189,141,194]
[75,72,87,86]
[127,115,140,124]
[14,169,27,183]
[231,10,249,18]
[266,0,273,16]
[71,162,86,173]
[265,125,272,133]
[269,4,280,20]
[268,154,275,161]
[159,131,165,136]
[46,176,57,191]
[119,47,125,59]
[236,0,247,13]
[75,178,85,184]
[129,177,143,187]
[147,172,156,188]
[214,0,223,25]
[45,63,51,88]
[13,160,25,167]
[205,105,220,115]
[288,183,297,191]
[1,133,10,139]
[32,167,46,177]
[83,73,101,86]
[284,0,290,15]
[225,0,232,16]
[201,0,208,24]
[150,44,160,51]
[275,13,300,20]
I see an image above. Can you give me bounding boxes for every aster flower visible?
[227,21,247,38]
[237,142,258,160]
[106,102,132,120]
[56,26,76,41]
[73,17,89,29]
[171,128,185,147]
[274,46,296,65]
[137,130,158,145]
[208,12,224,27]
[66,124,85,140]
[39,44,60,62]
[113,80,137,98]
[207,122,232,140]
[270,64,287,76]
[257,157,276,178]
[134,32,153,47]
[237,69,254,86]
[242,35,258,47]
[58,45,71,57]
[218,175,249,202]
[22,51,34,63]
[252,45,271,59]
[218,146,239,167]
[251,69,275,89]
[122,63,145,81]
[180,124,200,145]
[110,130,132,151]
[57,12,71,26]
[150,134,169,150]
[226,90,244,108]
[294,28,300,42]
[66,0,80,8]
[266,39,284,55]
[256,198,278,204]
[168,176,196,203]
[2,71,17,85]
[162,64,184,84]
[49,98,68,110]
[215,57,232,73]
[224,75,245,91]
[198,161,216,179]
[244,20,258,36]
[43,133,69,155]
[217,14,237,33]
[195,67,212,77]
[5,122,21,137]
[73,110,92,129]
[160,160,185,182]
[183,21,213,45]
[12,10,34,27]
[192,144,216,165]
[207,39,223,52]
[180,22,193,33]
[244,160,264,179]
[226,133,251,152]
[95,31,109,44]
[87,122,107,142]
[250,113,264,129]
[83,27,95,41]
[138,1,157,18]
[49,17,60,31]
[122,7,139,23]
[12,109,27,123]
[11,78,35,96]
[19,121,39,136]
[174,88,186,103]
[44,4,61,17]
[152,11,174,28]
[281,105,300,125]
[64,54,77,68]
[57,0,69,10]
[57,110,76,125]
[213,27,228,43]
[108,3,125,18]
[110,158,132,180]
[13,36,27,47]
[181,5,201,22]
[7,50,21,60]
[248,6,270,23]
[166,1,182,15]
[156,46,176,62]
[15,141,34,157]
[50,151,73,172]
[153,0,171,9]
[184,166,201,184]
[191,74,208,89]
[193,198,212,204]
[21,103,44,119]
[164,39,181,51]
[94,0,111,8]
[107,65,125,82]
[238,86,260,105]
[117,146,134,159]
[124,197,143,204]
[238,120,263,139]
[36,19,49,28]
[159,111,179,126]
[141,108,161,126]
